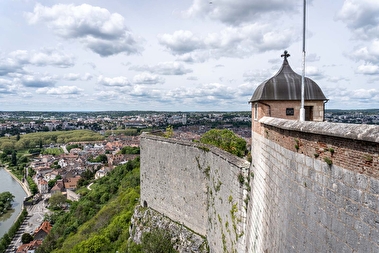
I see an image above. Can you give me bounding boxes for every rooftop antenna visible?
[300,0,306,121]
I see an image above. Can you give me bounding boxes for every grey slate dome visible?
[250,51,327,102]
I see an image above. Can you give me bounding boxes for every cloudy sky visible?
[0,0,379,111]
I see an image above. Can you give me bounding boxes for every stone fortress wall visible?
[246,117,379,253]
[140,134,250,253]
[140,118,379,252]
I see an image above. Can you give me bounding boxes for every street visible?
[6,194,51,253]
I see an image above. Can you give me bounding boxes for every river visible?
[0,168,27,238]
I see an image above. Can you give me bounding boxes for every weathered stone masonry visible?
[140,118,379,253]
[140,134,250,253]
[246,117,379,253]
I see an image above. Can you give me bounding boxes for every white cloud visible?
[187,76,198,81]
[97,75,131,87]
[184,0,298,26]
[305,66,325,79]
[19,74,57,87]
[159,25,297,61]
[0,78,17,94]
[349,40,379,64]
[336,0,379,40]
[158,30,204,55]
[356,64,379,75]
[63,73,80,81]
[36,86,83,95]
[130,62,193,75]
[63,73,92,81]
[10,48,75,68]
[25,3,143,57]
[307,53,321,62]
[82,73,93,81]
[243,69,273,83]
[0,57,23,76]
[133,73,165,85]
[94,90,121,100]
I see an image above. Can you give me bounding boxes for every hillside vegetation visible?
[36,156,177,253]
[0,130,104,151]
[200,129,247,158]
[37,158,140,253]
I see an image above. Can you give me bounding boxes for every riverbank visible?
[2,167,32,197]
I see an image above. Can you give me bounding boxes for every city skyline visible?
[1,0,379,111]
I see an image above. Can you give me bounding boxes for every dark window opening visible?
[305,106,313,121]
[286,108,294,116]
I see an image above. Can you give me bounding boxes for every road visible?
[6,194,51,253]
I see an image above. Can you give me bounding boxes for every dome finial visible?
[281,50,290,60]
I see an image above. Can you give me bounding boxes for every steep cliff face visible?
[129,206,208,253]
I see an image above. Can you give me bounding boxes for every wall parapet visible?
[260,116,379,143]
[258,117,379,179]
[141,133,250,169]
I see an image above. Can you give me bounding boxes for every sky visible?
[1,0,379,111]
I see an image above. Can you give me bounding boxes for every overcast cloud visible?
[0,0,377,111]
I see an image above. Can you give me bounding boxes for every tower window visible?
[254,103,258,120]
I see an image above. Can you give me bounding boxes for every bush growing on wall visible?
[200,129,247,158]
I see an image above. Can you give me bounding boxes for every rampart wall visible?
[140,118,379,253]
[246,117,379,252]
[140,134,250,253]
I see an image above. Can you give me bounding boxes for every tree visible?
[164,125,174,138]
[49,192,66,210]
[21,233,33,244]
[11,151,17,166]
[200,129,247,158]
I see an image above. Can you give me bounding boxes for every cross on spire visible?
[281,50,290,60]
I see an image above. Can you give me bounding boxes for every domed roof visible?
[250,51,327,102]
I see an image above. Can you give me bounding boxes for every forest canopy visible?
[0,130,104,151]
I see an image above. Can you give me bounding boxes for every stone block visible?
[363,193,378,211]
[305,156,313,168]
[356,173,368,191]
[361,207,379,228]
[370,178,379,195]
[345,199,360,217]
[331,165,343,180]
[349,188,363,204]
[370,228,379,245]
[325,188,337,204]
[357,236,372,253]
[354,219,371,238]
[345,227,359,250]
[312,159,322,173]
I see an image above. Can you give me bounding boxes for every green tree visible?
[200,129,247,157]
[11,151,17,166]
[21,233,34,244]
[49,192,66,210]
[164,125,174,138]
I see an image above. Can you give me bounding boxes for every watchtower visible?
[250,51,327,132]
